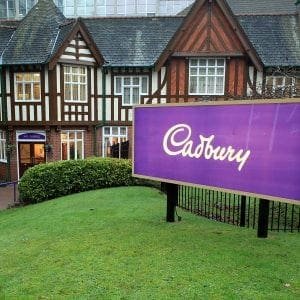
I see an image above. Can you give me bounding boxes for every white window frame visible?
[114,76,148,106]
[14,72,41,102]
[102,126,128,158]
[64,66,88,103]
[0,131,7,163]
[61,130,84,160]
[189,58,226,95]
[18,0,37,17]
[266,76,296,93]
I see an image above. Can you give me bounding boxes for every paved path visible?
[0,184,19,210]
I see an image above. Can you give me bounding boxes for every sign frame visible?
[132,98,300,206]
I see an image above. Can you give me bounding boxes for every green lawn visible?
[0,187,299,299]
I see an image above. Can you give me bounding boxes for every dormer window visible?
[189,58,225,95]
[64,66,87,103]
[15,73,41,102]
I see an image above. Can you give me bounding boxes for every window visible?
[15,73,41,102]
[189,58,225,95]
[19,0,36,16]
[266,76,296,96]
[0,131,7,162]
[0,0,16,19]
[64,66,87,102]
[95,0,106,16]
[76,0,94,15]
[102,127,127,158]
[0,0,37,19]
[61,131,84,160]
[115,76,148,106]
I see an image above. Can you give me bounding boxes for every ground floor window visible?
[0,131,7,162]
[102,127,128,158]
[61,130,84,160]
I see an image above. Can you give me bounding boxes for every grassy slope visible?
[0,186,299,299]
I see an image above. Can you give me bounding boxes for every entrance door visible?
[18,143,45,177]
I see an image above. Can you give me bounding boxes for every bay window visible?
[189,58,225,95]
[61,130,84,160]
[15,72,41,102]
[115,76,148,106]
[102,126,128,158]
[64,66,87,102]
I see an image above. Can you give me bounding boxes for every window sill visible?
[188,93,225,96]
[15,100,41,103]
[64,100,88,104]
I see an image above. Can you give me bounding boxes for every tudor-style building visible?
[0,0,299,181]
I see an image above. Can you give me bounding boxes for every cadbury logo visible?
[162,124,251,171]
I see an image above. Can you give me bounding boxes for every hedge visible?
[19,158,137,204]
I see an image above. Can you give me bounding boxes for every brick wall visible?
[0,163,7,181]
[8,130,18,182]
[5,125,132,180]
[46,127,95,162]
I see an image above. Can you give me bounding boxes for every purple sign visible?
[133,100,300,204]
[18,133,46,141]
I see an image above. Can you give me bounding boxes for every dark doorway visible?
[18,143,45,177]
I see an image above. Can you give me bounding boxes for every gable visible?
[49,21,104,70]
[59,32,96,64]
[174,0,244,54]
[156,0,263,71]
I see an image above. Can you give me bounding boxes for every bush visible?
[19,158,137,204]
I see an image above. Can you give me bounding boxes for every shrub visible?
[19,158,137,204]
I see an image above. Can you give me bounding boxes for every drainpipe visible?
[93,66,107,156]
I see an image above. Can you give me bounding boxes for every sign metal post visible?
[257,199,270,238]
[240,195,246,227]
[166,183,178,222]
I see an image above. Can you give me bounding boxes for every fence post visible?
[257,199,270,238]
[240,195,246,227]
[166,183,178,222]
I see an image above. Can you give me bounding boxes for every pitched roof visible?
[227,0,297,15]
[48,19,104,69]
[0,25,16,59]
[0,0,72,65]
[83,17,183,67]
[0,0,299,68]
[156,0,263,71]
[178,0,300,67]
[238,14,300,67]
[178,0,298,16]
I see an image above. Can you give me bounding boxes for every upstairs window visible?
[189,58,225,95]
[64,66,87,103]
[0,131,7,163]
[15,73,41,102]
[115,76,148,106]
[265,76,296,97]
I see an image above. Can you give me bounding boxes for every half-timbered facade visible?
[0,0,299,181]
